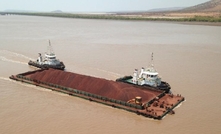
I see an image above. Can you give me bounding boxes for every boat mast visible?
[150,52,154,68]
[47,40,54,55]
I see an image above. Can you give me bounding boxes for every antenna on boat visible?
[47,40,54,54]
[151,52,154,67]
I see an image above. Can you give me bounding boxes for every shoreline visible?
[2,12,221,26]
[171,21,221,26]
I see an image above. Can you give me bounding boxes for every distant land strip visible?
[1,12,221,23]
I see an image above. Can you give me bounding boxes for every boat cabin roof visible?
[45,53,56,58]
[142,67,159,76]
[141,71,158,76]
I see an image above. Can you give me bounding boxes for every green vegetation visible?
[188,16,221,22]
[4,12,221,22]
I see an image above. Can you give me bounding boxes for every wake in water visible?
[0,56,27,65]
[0,77,12,82]
[0,50,123,79]
[0,50,35,65]
[1,50,35,61]
[0,75,52,92]
[2,76,69,97]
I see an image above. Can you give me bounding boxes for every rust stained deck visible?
[24,69,163,103]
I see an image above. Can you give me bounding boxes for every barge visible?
[116,53,171,93]
[9,68,184,120]
[28,40,65,70]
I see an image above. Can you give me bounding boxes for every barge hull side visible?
[9,69,185,120]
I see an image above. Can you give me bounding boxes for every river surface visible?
[0,15,221,134]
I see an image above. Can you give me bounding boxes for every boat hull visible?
[28,60,65,70]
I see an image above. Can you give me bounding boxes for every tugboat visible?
[28,40,65,70]
[116,53,171,93]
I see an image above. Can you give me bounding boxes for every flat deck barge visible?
[9,68,184,119]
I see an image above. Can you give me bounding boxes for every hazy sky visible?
[1,0,210,12]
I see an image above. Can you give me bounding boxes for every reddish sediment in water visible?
[10,68,184,119]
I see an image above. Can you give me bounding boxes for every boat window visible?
[142,74,146,78]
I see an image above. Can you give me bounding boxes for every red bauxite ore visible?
[10,68,184,119]
[25,69,161,102]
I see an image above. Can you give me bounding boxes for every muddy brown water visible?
[0,15,221,134]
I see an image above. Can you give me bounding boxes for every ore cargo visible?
[10,68,184,119]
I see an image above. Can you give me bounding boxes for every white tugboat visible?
[116,53,170,93]
[28,40,65,70]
